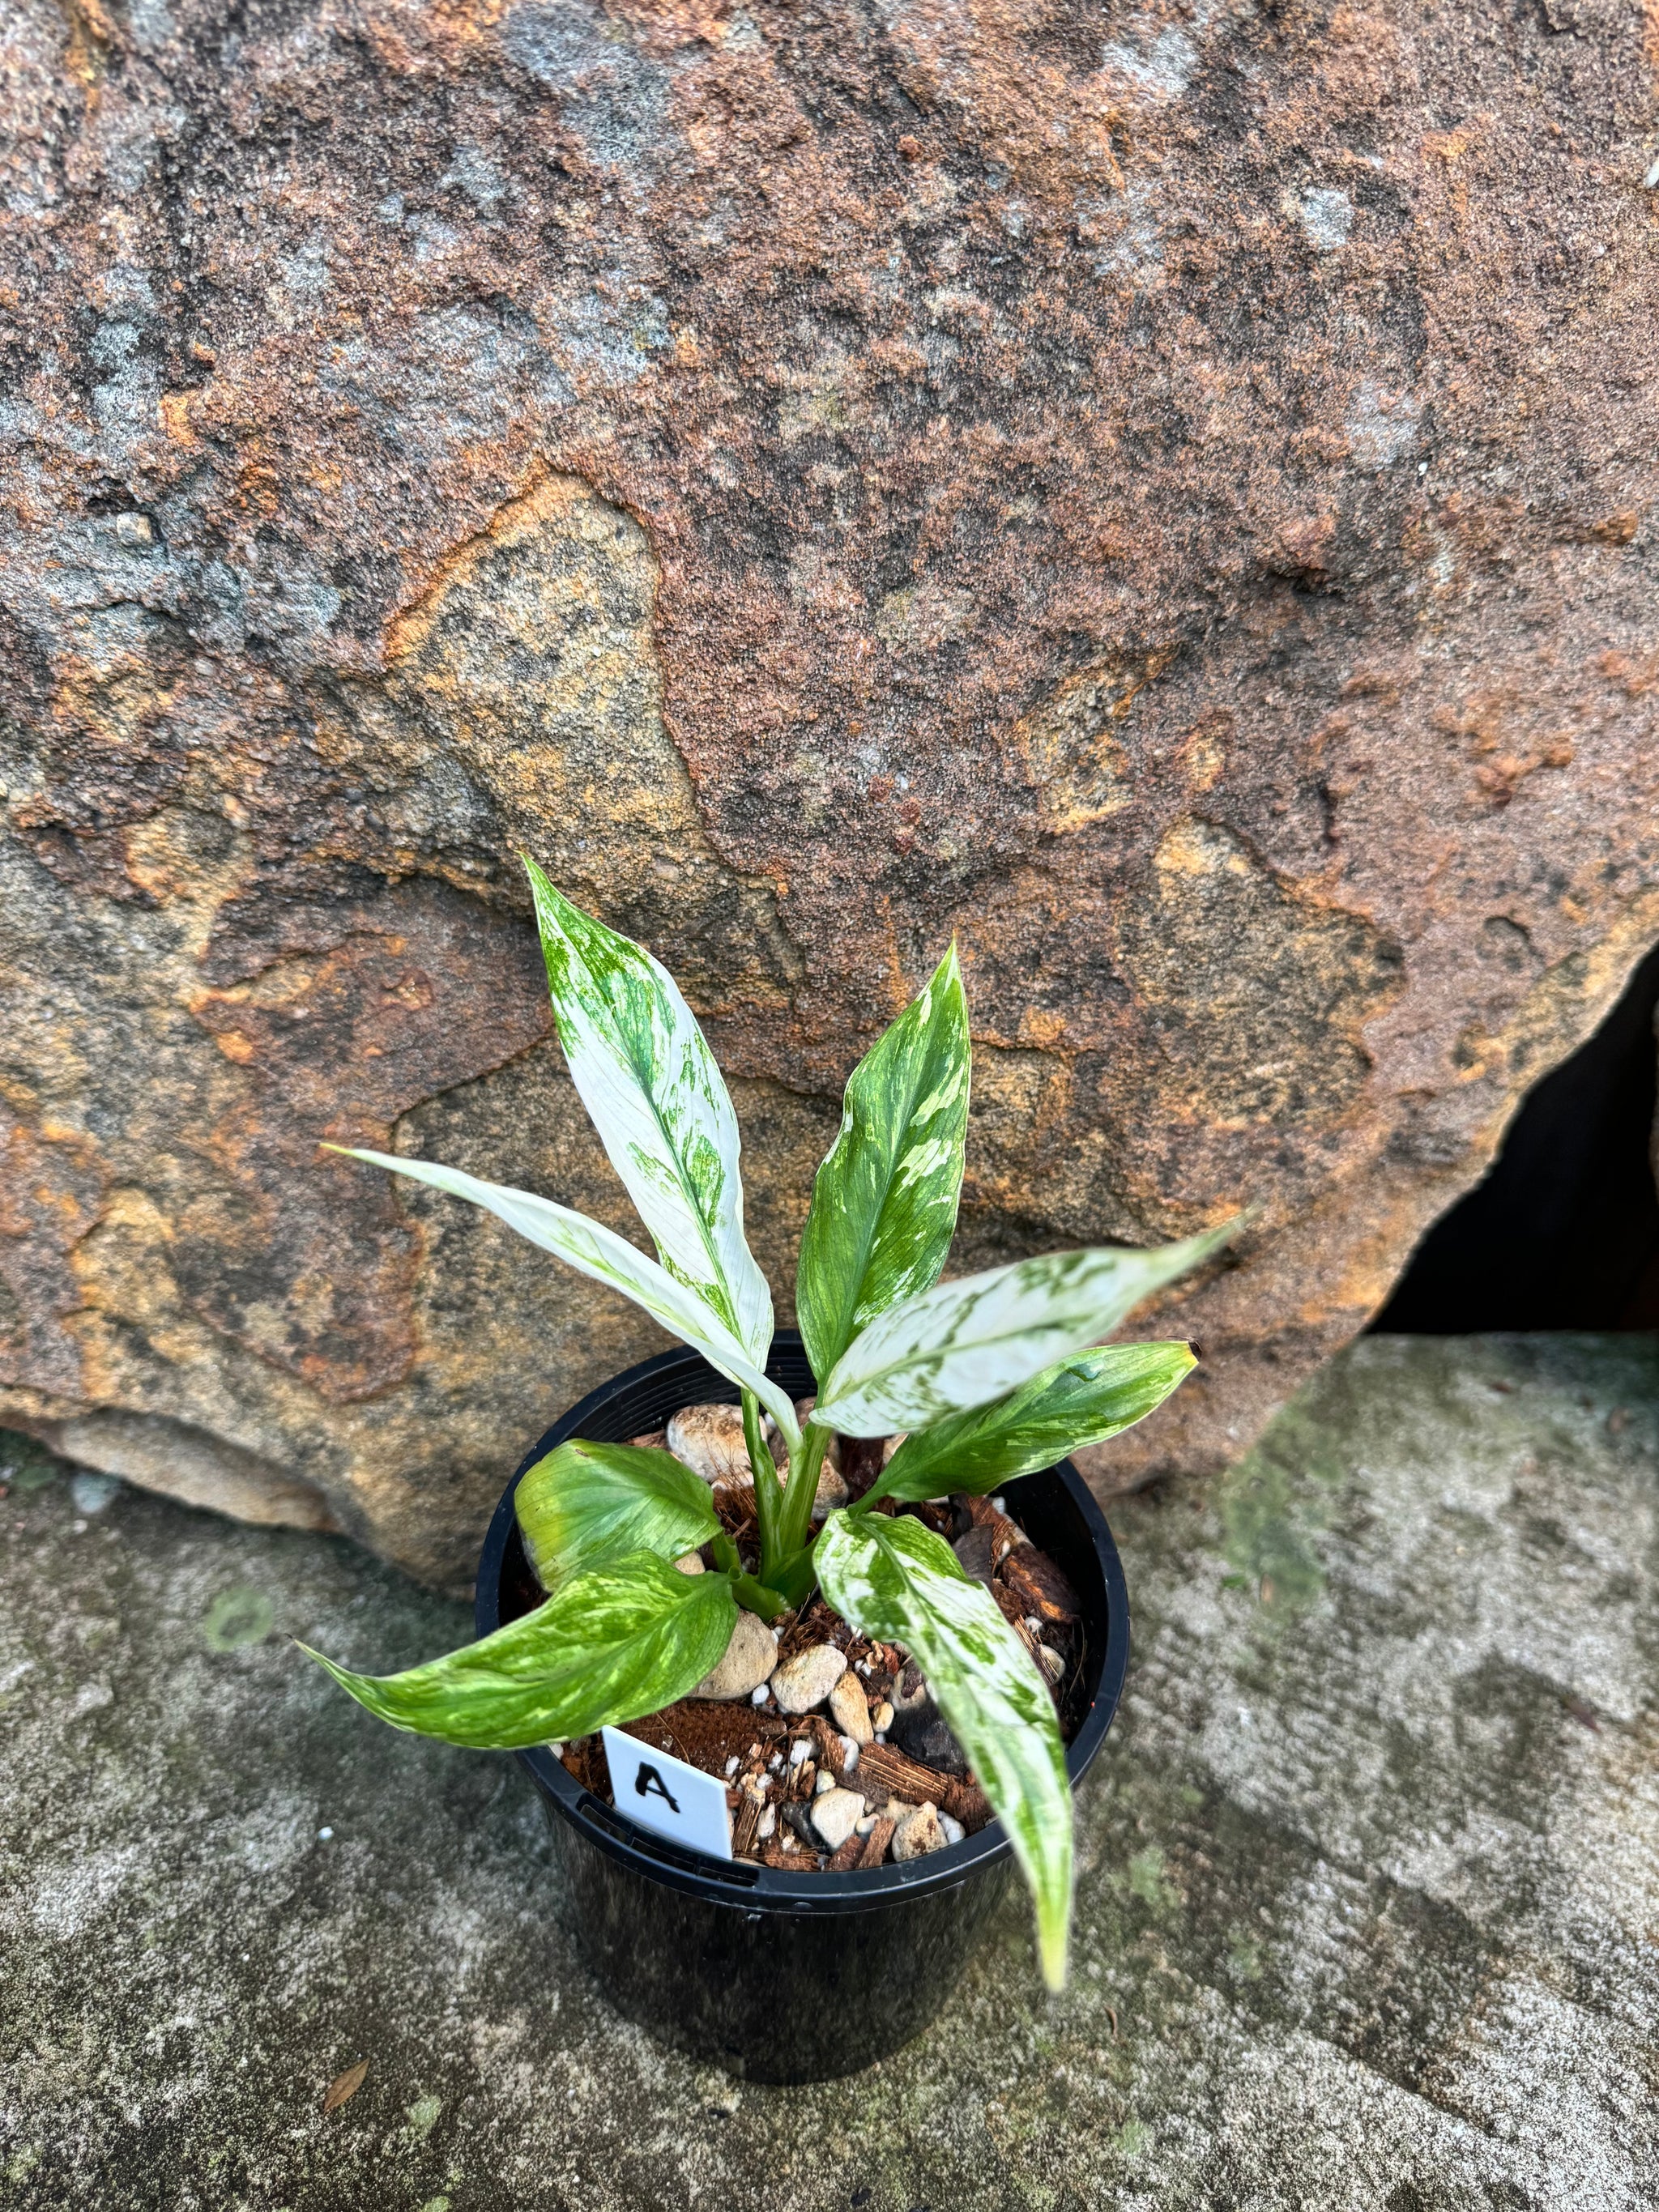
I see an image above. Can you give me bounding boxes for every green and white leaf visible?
[526,860,772,1363]
[300,1549,736,1750]
[868,1341,1197,1506]
[331,1146,800,1447]
[813,1220,1237,1437]
[796,944,970,1387]
[815,1509,1073,1989]
[516,1438,720,1594]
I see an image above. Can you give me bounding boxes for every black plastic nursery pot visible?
[475,1332,1131,2083]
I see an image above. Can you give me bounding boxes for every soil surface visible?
[551,1481,1088,1872]
[3,1333,1657,2208]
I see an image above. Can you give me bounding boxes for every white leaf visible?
[813,1221,1238,1435]
[815,1508,1073,1988]
[336,1148,800,1447]
[526,863,773,1366]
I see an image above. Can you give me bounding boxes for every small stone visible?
[809,1786,867,1851]
[872,1701,894,1733]
[69,1472,121,1516]
[750,1683,770,1705]
[723,1754,740,1776]
[813,1768,835,1796]
[839,1738,859,1771]
[673,1552,705,1574]
[939,1809,965,1846]
[855,1814,875,1835]
[1036,1643,1066,1684]
[827,1670,873,1744]
[770,1642,848,1714]
[114,511,154,548]
[892,1801,947,1861]
[666,1404,758,1486]
[788,1736,812,1767]
[692,1610,777,1699]
[756,1805,776,1839]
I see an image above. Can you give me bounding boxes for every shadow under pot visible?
[475,1332,1131,2085]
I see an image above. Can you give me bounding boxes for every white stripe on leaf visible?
[795,944,970,1387]
[332,1146,800,1447]
[813,1220,1238,1437]
[815,1509,1074,1988]
[525,859,773,1366]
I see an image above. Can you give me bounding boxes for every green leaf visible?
[327,1146,800,1448]
[867,1341,1198,1506]
[515,1439,720,1594]
[300,1549,736,1750]
[815,1509,1073,1989]
[813,1219,1239,1437]
[796,944,970,1387]
[524,861,773,1366]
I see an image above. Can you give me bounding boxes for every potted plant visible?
[304,861,1236,2077]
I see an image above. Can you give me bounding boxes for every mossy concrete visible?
[3,1334,1657,2209]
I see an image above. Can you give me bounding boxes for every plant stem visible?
[776,1421,830,1563]
[731,1572,788,1620]
[740,1387,781,1579]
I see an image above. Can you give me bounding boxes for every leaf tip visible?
[1038,1914,1070,1993]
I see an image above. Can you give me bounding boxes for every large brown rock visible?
[0,0,1653,1582]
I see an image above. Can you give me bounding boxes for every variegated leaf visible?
[813,1220,1237,1437]
[300,1549,737,1750]
[796,944,970,1387]
[867,1341,1197,1505]
[814,1508,1073,1988]
[331,1146,800,1447]
[525,861,773,1364]
[516,1438,720,1594]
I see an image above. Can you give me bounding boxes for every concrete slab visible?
[2,1335,1656,2209]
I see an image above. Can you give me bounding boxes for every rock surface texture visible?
[3,1334,1656,2205]
[1,0,1656,1577]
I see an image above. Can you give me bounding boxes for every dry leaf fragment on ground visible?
[323,2058,369,2112]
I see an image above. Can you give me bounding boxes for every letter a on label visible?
[599,1726,732,1860]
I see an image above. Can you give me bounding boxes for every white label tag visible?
[601,1726,733,1861]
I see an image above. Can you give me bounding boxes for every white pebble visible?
[992,1497,1006,1513]
[317,1826,334,1842]
[723,1755,740,1776]
[855,1814,875,1835]
[813,1769,835,1796]
[757,1806,777,1839]
[939,1810,965,1846]
[840,1738,859,1771]
[751,1684,770,1706]
[808,1785,868,1851]
[770,1642,849,1715]
[788,1737,812,1767]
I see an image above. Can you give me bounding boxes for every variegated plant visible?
[305,861,1237,1989]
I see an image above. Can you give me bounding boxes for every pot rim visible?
[476,1332,1130,1917]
